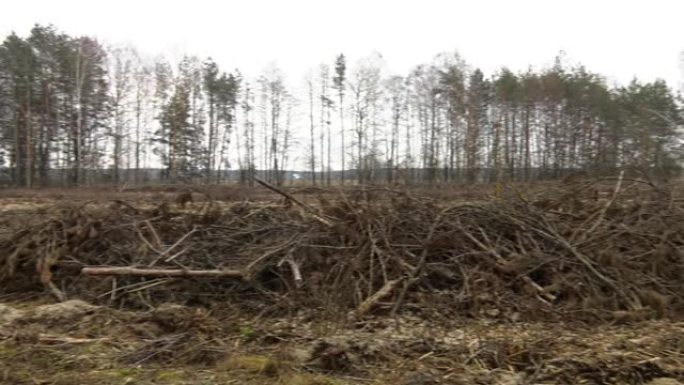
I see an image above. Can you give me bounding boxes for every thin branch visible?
[82,266,244,279]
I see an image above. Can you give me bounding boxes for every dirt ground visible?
[0,182,682,384]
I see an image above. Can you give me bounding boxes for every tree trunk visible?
[308,81,316,185]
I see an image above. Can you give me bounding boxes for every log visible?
[81,266,244,279]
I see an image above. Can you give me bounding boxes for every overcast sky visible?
[1,0,682,88]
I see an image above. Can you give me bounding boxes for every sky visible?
[1,0,683,90]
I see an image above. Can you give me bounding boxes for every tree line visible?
[0,25,681,187]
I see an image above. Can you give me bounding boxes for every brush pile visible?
[1,176,682,322]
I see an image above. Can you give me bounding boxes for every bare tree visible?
[241,79,256,186]
[318,64,330,184]
[333,54,346,184]
[132,56,153,183]
[349,54,383,184]
[306,74,316,185]
[258,65,288,185]
[108,45,135,184]
[384,75,406,183]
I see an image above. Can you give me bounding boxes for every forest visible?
[0,23,682,187]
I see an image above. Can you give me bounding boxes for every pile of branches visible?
[0,176,682,322]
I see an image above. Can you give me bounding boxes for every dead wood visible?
[0,177,681,323]
[82,266,244,278]
[254,177,334,227]
[352,277,403,319]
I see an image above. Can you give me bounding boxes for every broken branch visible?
[82,266,244,279]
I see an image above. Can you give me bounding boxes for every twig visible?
[144,220,163,249]
[38,334,111,344]
[163,247,188,264]
[120,278,172,295]
[134,224,163,255]
[521,276,557,302]
[82,266,244,278]
[254,177,333,227]
[244,233,301,274]
[352,277,403,319]
[37,242,66,302]
[147,226,198,266]
[278,252,303,288]
[254,177,307,209]
[98,278,169,299]
[391,213,443,316]
[461,223,556,303]
[46,281,67,302]
[533,215,639,310]
[577,170,624,242]
[461,227,506,264]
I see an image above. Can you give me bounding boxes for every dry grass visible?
[0,300,682,384]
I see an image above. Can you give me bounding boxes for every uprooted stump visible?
[0,178,682,322]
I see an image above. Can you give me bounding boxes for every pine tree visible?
[465,69,489,182]
[203,58,219,182]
